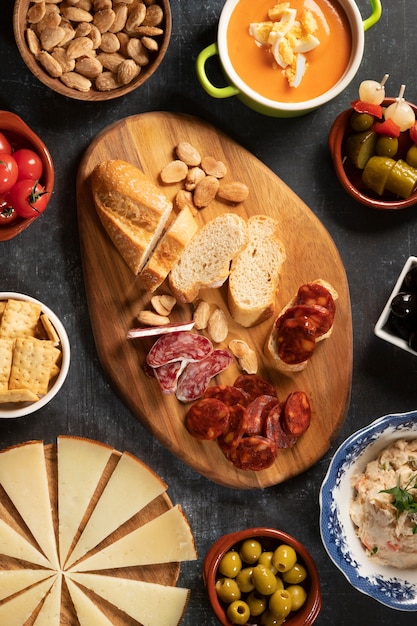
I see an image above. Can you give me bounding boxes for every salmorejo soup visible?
[226,0,352,104]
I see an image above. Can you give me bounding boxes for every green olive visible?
[274,575,284,591]
[215,577,241,604]
[260,609,285,625]
[235,567,255,593]
[258,551,277,574]
[272,544,297,573]
[282,562,307,584]
[268,588,292,619]
[375,135,399,157]
[247,590,267,616]
[239,539,263,564]
[406,144,417,168]
[218,550,242,578]
[350,111,374,132]
[252,564,278,595]
[226,600,250,625]
[286,584,307,611]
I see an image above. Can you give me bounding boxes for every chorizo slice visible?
[275,304,333,338]
[263,402,297,449]
[186,397,229,440]
[233,374,277,402]
[226,435,277,471]
[246,395,278,436]
[217,403,248,453]
[176,349,233,403]
[204,384,250,407]
[276,317,316,365]
[282,391,311,437]
[146,331,213,368]
[296,282,336,315]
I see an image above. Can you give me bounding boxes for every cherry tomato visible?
[0,133,12,155]
[0,153,18,193]
[13,148,43,182]
[0,194,18,226]
[9,179,49,218]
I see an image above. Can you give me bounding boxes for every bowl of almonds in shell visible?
[13,0,172,101]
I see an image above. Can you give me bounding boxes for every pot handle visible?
[362,0,382,31]
[196,43,240,99]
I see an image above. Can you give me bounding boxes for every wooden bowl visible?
[203,527,322,626]
[328,97,417,210]
[0,110,54,242]
[13,0,172,102]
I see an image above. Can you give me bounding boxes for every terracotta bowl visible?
[0,110,54,242]
[328,97,417,210]
[13,0,172,102]
[203,527,321,626]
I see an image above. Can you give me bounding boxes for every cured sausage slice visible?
[186,398,229,440]
[227,436,277,471]
[246,395,278,436]
[153,360,187,395]
[233,374,277,402]
[276,317,316,365]
[217,404,248,453]
[146,331,213,368]
[275,304,333,338]
[204,384,250,407]
[176,349,233,403]
[296,282,336,315]
[264,403,297,449]
[282,391,311,437]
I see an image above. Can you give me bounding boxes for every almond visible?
[201,156,227,178]
[37,50,63,77]
[39,25,66,51]
[95,70,120,90]
[66,36,94,59]
[142,4,163,26]
[217,181,249,204]
[108,3,128,33]
[27,2,46,24]
[117,58,140,84]
[26,28,41,55]
[137,310,170,326]
[100,31,120,52]
[96,51,124,71]
[193,301,210,330]
[151,295,176,316]
[185,166,205,191]
[126,37,149,65]
[60,71,92,92]
[93,8,116,32]
[174,189,195,213]
[176,141,201,167]
[52,47,76,73]
[160,160,188,184]
[193,175,220,208]
[75,56,103,78]
[61,7,94,22]
[207,308,228,343]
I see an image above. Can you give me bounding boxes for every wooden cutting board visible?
[77,112,352,490]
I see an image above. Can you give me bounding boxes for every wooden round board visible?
[76,112,353,490]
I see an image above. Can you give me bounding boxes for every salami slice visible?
[275,304,333,338]
[186,398,229,440]
[233,374,277,402]
[217,404,248,453]
[245,395,278,436]
[146,331,213,368]
[153,360,188,395]
[176,349,233,403]
[276,317,316,365]
[226,436,277,471]
[282,391,311,437]
[296,282,336,315]
[264,402,297,449]
[204,384,250,407]
[127,320,195,339]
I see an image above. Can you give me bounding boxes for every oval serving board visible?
[77,112,352,490]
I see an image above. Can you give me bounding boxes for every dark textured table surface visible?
[1,0,417,624]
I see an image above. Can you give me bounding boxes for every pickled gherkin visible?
[386,159,417,198]
[362,156,395,195]
[346,129,377,169]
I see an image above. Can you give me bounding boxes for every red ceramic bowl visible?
[328,97,417,210]
[203,528,321,626]
[0,110,54,241]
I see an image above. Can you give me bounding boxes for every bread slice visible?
[91,160,172,274]
[228,215,286,327]
[169,213,248,303]
[140,205,198,292]
[264,279,338,373]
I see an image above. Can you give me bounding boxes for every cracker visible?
[40,313,60,346]
[0,388,39,404]
[9,337,57,396]
[0,338,14,392]
[0,299,42,340]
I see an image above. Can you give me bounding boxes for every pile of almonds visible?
[24,0,166,93]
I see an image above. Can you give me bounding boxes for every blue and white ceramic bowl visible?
[319,410,417,610]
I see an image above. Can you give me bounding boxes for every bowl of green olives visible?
[328,97,417,210]
[203,527,321,626]
[374,256,417,355]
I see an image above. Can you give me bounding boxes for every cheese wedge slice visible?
[65,577,115,626]
[0,575,56,626]
[67,573,190,626]
[0,569,55,601]
[0,442,59,569]
[57,436,114,567]
[32,573,62,625]
[0,518,51,568]
[69,504,197,572]
[65,451,167,568]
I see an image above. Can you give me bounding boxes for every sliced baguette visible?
[168,213,248,303]
[264,279,338,373]
[91,160,172,274]
[228,214,286,327]
[140,205,198,292]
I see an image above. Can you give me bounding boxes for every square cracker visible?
[0,338,14,392]
[40,313,60,346]
[9,337,57,396]
[0,299,42,340]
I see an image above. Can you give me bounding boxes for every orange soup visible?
[226,0,352,103]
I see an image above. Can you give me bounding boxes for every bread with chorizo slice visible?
[91,160,172,275]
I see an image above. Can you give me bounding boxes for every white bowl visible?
[0,292,70,418]
[319,410,417,610]
[374,256,417,356]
